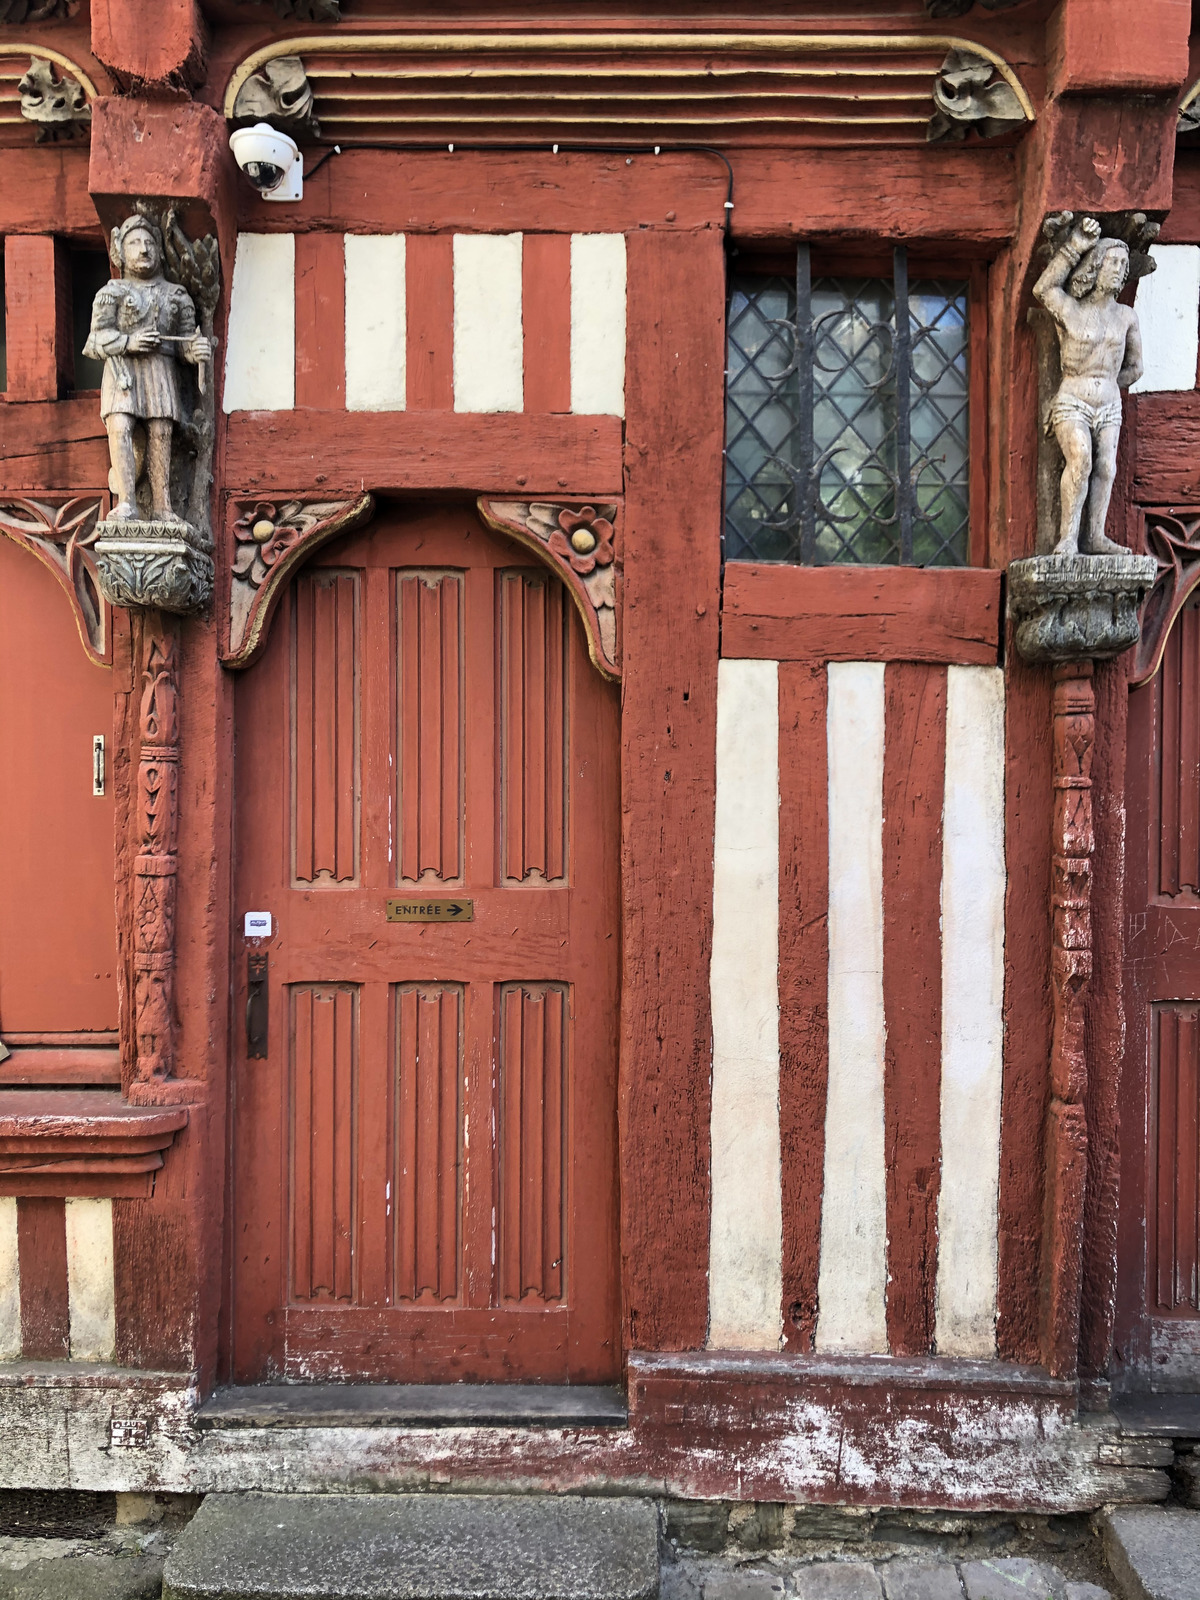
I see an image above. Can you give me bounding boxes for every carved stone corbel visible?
[0,2,76,24]
[233,0,340,20]
[927,49,1028,142]
[0,496,110,664]
[924,0,1025,14]
[231,55,318,140]
[477,499,621,680]
[17,55,89,141]
[223,495,375,668]
[1007,553,1159,663]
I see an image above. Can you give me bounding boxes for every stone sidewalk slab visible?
[1101,1507,1200,1600]
[0,1556,163,1600]
[793,1566,882,1600]
[881,1561,964,1599]
[961,1560,1067,1600]
[164,1493,659,1600]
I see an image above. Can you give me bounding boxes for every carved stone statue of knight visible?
[86,214,209,523]
[85,209,219,615]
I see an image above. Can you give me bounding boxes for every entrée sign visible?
[386,898,474,923]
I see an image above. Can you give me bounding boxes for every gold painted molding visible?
[224,32,1036,126]
[0,42,98,99]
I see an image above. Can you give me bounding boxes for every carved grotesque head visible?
[111,215,164,279]
[1069,238,1130,300]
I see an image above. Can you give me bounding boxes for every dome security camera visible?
[229,123,304,202]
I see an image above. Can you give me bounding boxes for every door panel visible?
[0,536,116,1038]
[231,504,620,1383]
[396,573,463,885]
[1151,1003,1200,1314]
[1123,600,1200,1382]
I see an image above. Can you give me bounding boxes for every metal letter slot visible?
[247,952,269,1058]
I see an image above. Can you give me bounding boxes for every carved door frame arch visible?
[221,490,622,680]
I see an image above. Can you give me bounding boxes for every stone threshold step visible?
[195,1383,627,1431]
[163,1493,659,1600]
[1111,1392,1200,1437]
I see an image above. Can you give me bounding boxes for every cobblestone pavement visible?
[661,1554,1112,1600]
[0,1493,1122,1600]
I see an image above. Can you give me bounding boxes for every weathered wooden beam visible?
[222,412,624,498]
[722,564,1003,665]
[1135,393,1200,501]
[0,397,109,493]
[1049,0,1190,96]
[2,236,72,405]
[90,0,205,90]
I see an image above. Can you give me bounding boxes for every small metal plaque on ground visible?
[386,898,474,923]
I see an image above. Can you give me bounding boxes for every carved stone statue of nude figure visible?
[84,214,213,524]
[1033,215,1144,556]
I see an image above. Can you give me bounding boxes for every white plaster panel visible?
[222,232,295,413]
[453,233,523,413]
[570,234,626,417]
[1131,244,1200,394]
[65,1197,116,1363]
[936,664,1007,1358]
[816,660,888,1355]
[708,657,783,1351]
[344,233,406,411]
[0,1197,19,1361]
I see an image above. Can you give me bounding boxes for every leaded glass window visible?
[724,246,971,566]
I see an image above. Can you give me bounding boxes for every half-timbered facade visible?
[1,0,1199,1513]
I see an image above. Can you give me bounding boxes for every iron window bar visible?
[723,244,970,567]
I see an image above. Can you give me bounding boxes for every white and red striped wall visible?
[0,1197,116,1362]
[708,654,1007,1358]
[222,230,626,416]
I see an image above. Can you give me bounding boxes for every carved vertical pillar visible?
[132,615,180,1091]
[1041,659,1095,1376]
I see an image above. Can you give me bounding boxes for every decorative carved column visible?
[1043,659,1095,1376]
[1008,555,1156,1378]
[129,614,180,1099]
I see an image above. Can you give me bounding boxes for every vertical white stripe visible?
[0,1197,19,1360]
[936,665,1006,1357]
[65,1198,116,1363]
[816,661,888,1354]
[708,658,782,1350]
[453,234,523,413]
[570,233,626,416]
[344,233,406,411]
[1131,244,1200,394]
[223,233,295,412]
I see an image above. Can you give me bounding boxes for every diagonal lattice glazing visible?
[724,248,970,566]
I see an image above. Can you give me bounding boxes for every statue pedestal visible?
[1007,552,1158,663]
[93,517,214,614]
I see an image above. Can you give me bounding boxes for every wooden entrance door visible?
[1122,600,1200,1385]
[230,503,620,1384]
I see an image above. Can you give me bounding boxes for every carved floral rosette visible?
[1007,552,1159,663]
[477,499,621,679]
[224,494,375,667]
[92,518,214,615]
